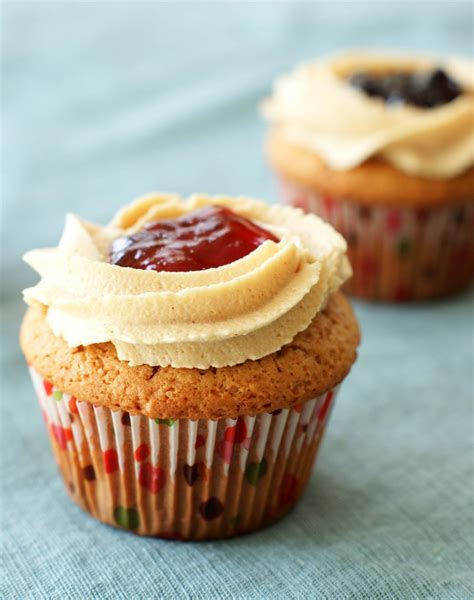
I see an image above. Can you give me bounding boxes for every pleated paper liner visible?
[30,367,339,540]
[279,178,474,302]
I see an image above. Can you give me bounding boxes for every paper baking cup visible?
[279,178,474,301]
[30,367,339,540]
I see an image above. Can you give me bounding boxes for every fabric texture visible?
[1,3,473,599]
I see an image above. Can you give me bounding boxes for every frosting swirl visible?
[23,193,351,369]
[261,51,474,178]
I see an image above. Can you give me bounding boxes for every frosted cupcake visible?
[20,193,359,540]
[262,51,474,301]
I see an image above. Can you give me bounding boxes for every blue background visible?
[2,3,473,599]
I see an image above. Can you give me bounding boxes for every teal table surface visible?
[1,3,473,599]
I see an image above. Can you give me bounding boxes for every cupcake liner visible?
[30,367,339,540]
[279,178,474,301]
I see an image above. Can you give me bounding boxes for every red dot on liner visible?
[223,418,248,444]
[195,435,206,449]
[134,443,150,462]
[52,425,73,450]
[234,418,247,443]
[322,195,335,214]
[43,380,53,396]
[103,449,119,474]
[139,463,166,494]
[69,396,79,414]
[386,208,402,233]
[217,439,234,464]
[224,426,236,443]
[317,390,334,422]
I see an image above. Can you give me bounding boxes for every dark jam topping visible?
[348,68,462,108]
[110,205,279,272]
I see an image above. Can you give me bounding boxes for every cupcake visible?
[261,51,474,301]
[20,193,359,540]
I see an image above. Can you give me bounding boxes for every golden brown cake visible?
[20,193,359,539]
[262,52,474,301]
[21,292,359,420]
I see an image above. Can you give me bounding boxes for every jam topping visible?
[110,205,279,272]
[348,68,462,108]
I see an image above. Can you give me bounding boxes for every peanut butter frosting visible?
[261,51,474,179]
[23,193,351,369]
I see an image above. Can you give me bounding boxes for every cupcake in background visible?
[261,51,474,301]
[20,193,359,540]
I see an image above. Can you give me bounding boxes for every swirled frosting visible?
[23,193,351,369]
[261,51,474,178]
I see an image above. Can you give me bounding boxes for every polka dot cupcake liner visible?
[279,179,474,302]
[30,367,339,540]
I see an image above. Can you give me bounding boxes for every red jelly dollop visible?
[110,205,279,272]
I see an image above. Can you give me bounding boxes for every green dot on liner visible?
[52,390,63,400]
[154,418,176,426]
[245,458,268,486]
[397,237,413,257]
[113,506,140,530]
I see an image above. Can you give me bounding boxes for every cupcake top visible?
[21,292,359,419]
[261,51,474,179]
[23,193,351,370]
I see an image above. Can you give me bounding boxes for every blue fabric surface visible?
[1,3,473,599]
